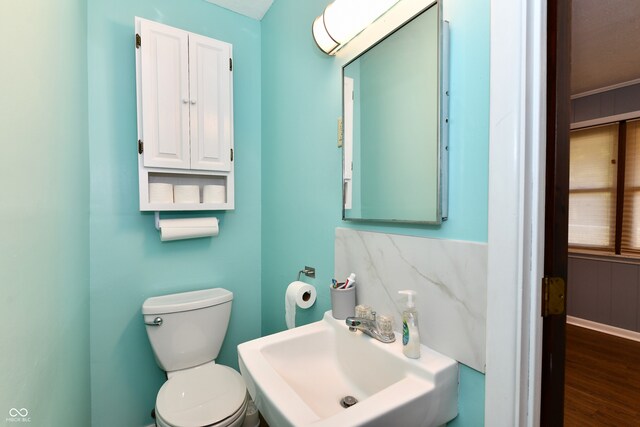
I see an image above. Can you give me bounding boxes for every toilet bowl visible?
[142,288,247,427]
[155,363,247,427]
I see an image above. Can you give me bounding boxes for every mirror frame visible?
[341,1,449,224]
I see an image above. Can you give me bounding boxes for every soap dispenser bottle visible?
[399,290,420,359]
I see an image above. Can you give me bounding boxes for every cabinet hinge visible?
[541,276,566,317]
[138,139,144,154]
[136,33,141,49]
[229,58,233,71]
[230,148,234,161]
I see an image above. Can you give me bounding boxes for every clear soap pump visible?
[398,290,420,359]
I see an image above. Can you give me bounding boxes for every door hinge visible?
[541,276,566,317]
[136,33,141,49]
[230,148,234,161]
[138,139,144,154]
[229,58,233,71]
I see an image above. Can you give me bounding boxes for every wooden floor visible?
[564,324,640,426]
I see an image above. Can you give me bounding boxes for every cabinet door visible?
[140,20,191,169]
[188,34,233,172]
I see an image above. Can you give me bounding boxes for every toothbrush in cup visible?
[340,273,356,289]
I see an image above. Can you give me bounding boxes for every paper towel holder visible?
[297,266,316,281]
[154,211,164,230]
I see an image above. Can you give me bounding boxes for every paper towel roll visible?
[149,183,174,203]
[158,217,219,241]
[174,185,200,204]
[285,281,317,329]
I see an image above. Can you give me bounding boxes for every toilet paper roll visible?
[203,184,226,204]
[174,185,200,204]
[149,183,174,203]
[158,217,219,241]
[285,281,317,329]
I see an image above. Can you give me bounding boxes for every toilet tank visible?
[142,288,233,372]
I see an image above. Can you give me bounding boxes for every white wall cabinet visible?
[135,17,234,211]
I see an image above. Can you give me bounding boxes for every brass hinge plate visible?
[136,33,141,49]
[138,139,144,154]
[541,276,566,317]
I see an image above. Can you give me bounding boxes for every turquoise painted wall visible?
[261,0,342,333]
[0,1,91,426]
[87,1,261,425]
[261,0,488,425]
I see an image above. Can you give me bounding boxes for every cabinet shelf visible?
[143,202,230,212]
[138,167,234,212]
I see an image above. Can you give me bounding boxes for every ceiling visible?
[572,0,640,95]
[205,0,274,20]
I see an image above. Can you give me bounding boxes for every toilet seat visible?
[156,364,247,427]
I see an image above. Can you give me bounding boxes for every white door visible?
[140,19,191,169]
[188,34,233,171]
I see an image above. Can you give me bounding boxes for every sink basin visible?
[238,311,458,427]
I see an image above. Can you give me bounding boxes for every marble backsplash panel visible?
[335,228,487,372]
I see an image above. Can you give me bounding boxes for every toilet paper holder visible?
[297,266,316,281]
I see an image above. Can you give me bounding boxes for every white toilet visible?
[143,288,248,427]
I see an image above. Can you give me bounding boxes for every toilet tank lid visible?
[142,288,233,315]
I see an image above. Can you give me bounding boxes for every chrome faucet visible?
[345,312,395,343]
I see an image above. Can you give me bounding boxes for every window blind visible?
[622,119,640,254]
[568,123,618,249]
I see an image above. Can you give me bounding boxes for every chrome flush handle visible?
[145,317,163,326]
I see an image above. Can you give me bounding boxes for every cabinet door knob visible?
[182,99,189,104]
[190,99,197,105]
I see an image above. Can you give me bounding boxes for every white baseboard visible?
[567,316,640,343]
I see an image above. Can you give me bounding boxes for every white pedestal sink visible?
[238,311,458,427]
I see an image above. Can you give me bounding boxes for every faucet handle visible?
[376,315,393,336]
[355,304,372,319]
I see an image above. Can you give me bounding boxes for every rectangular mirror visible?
[342,1,449,224]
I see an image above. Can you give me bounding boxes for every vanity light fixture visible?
[312,0,399,55]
